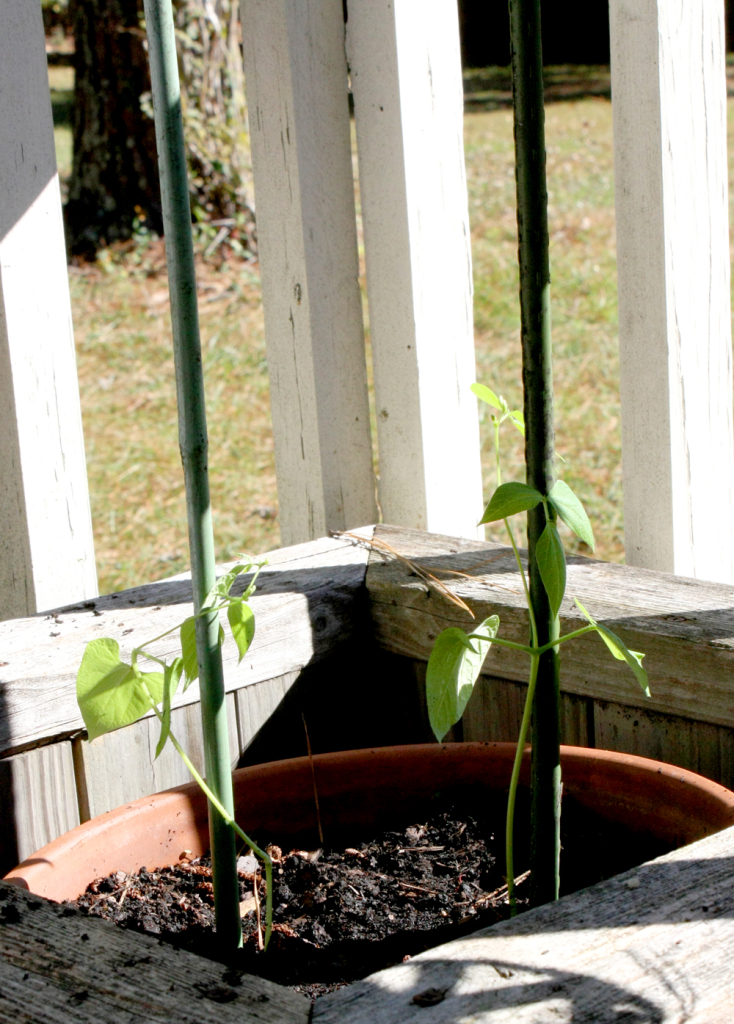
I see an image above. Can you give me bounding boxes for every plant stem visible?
[165,727,273,951]
[509,0,561,907]
[536,624,596,656]
[139,678,273,949]
[466,635,533,655]
[506,651,539,914]
[143,0,241,950]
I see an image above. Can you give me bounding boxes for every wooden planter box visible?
[2,525,734,1018]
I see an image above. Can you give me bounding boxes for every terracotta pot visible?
[6,742,734,902]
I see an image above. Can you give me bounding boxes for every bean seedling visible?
[76,558,274,949]
[426,384,650,912]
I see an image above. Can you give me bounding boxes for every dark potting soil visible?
[68,792,670,997]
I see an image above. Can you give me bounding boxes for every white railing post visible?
[0,1,97,619]
[346,0,484,540]
[610,0,734,583]
[239,0,377,545]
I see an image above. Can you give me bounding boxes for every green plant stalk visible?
[143,0,242,950]
[505,651,539,912]
[509,0,561,907]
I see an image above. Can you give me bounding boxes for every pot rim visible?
[6,742,734,899]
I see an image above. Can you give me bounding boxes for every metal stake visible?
[509,0,561,907]
[143,0,242,951]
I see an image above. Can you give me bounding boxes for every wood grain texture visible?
[75,695,239,821]
[315,822,734,1023]
[0,0,97,620]
[234,670,300,756]
[594,701,734,792]
[0,530,372,757]
[0,881,309,1023]
[610,0,734,582]
[240,0,376,544]
[345,0,484,539]
[0,743,79,875]
[462,678,592,749]
[366,525,734,729]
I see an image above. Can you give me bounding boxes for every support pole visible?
[143,0,241,951]
[509,0,561,907]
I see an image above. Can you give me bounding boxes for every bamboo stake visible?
[509,0,561,907]
[142,0,242,950]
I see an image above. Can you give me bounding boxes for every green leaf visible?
[228,599,255,663]
[479,482,543,524]
[426,616,499,742]
[574,598,650,696]
[509,410,525,436]
[548,480,595,551]
[77,638,164,742]
[536,523,566,618]
[471,383,501,410]
[204,562,249,605]
[596,625,650,697]
[574,597,596,626]
[181,616,198,687]
[155,658,184,759]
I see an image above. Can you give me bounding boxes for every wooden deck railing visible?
[3,525,734,876]
[2,0,734,625]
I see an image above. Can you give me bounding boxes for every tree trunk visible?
[65,0,254,260]
[66,0,161,258]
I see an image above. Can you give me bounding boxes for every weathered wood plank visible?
[594,701,734,792]
[0,743,79,876]
[345,0,484,539]
[315,822,734,1023]
[462,676,525,745]
[234,671,300,756]
[366,525,734,729]
[0,530,372,757]
[610,0,734,583]
[240,0,377,544]
[0,0,97,620]
[75,695,239,821]
[462,678,592,748]
[0,881,309,1023]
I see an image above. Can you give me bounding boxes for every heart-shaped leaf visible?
[77,638,163,741]
[426,616,499,742]
[479,482,543,524]
[536,522,566,618]
[228,599,255,663]
[471,383,501,410]
[548,480,595,550]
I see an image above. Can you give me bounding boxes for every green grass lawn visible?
[50,78,734,594]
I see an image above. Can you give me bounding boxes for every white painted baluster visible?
[610,0,734,582]
[0,1,97,619]
[240,0,377,545]
[346,0,484,539]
